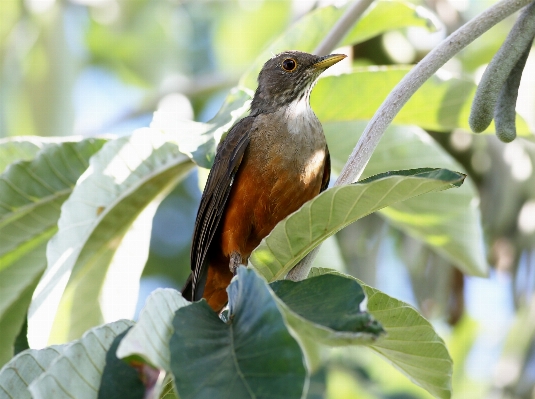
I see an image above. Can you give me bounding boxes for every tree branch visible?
[313,0,376,56]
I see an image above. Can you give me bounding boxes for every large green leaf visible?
[170,267,307,399]
[249,168,465,282]
[240,0,435,89]
[116,288,189,371]
[269,274,384,371]
[309,268,453,399]
[325,122,487,276]
[28,320,133,399]
[27,129,193,348]
[0,345,65,399]
[312,67,531,135]
[272,274,381,334]
[366,285,452,399]
[0,138,106,367]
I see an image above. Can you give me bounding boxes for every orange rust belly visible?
[203,151,325,311]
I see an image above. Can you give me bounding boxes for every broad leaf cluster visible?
[0,0,510,398]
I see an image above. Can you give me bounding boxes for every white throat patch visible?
[285,96,321,136]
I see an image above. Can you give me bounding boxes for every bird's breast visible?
[250,103,326,178]
[217,106,327,258]
[248,106,326,222]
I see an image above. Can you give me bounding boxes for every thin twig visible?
[288,0,533,281]
[314,0,376,56]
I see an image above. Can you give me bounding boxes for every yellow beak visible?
[313,54,347,69]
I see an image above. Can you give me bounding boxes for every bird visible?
[182,50,346,312]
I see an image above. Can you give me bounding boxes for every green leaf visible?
[151,88,251,168]
[28,129,193,348]
[271,274,383,340]
[98,328,144,399]
[0,138,107,367]
[312,66,531,135]
[214,0,292,72]
[0,345,65,399]
[0,137,41,174]
[366,285,452,399]
[325,122,487,276]
[0,137,94,174]
[170,267,306,399]
[249,168,466,282]
[309,268,453,399]
[116,288,189,371]
[340,0,437,47]
[0,274,40,371]
[160,377,180,399]
[28,320,133,399]
[269,274,384,371]
[240,0,436,89]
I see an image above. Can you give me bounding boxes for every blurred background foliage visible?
[1,0,535,398]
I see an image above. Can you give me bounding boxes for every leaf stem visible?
[335,0,534,186]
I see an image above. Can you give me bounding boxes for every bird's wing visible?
[190,116,255,300]
[320,145,331,193]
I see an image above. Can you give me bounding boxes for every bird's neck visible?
[280,92,321,138]
[250,86,313,116]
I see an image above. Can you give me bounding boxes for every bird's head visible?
[250,50,346,115]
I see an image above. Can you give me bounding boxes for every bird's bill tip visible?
[313,53,347,69]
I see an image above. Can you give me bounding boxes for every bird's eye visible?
[281,58,297,72]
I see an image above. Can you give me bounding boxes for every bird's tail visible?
[181,265,231,312]
[181,274,194,302]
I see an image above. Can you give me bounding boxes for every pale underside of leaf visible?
[28,129,193,348]
[364,287,452,399]
[250,169,465,282]
[324,122,487,276]
[309,268,452,399]
[0,346,64,399]
[0,139,107,367]
[28,320,133,399]
[116,288,189,371]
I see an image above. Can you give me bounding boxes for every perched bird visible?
[182,50,346,311]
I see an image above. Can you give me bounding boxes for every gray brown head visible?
[250,50,346,115]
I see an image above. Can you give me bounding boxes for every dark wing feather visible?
[320,145,331,193]
[190,116,255,300]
